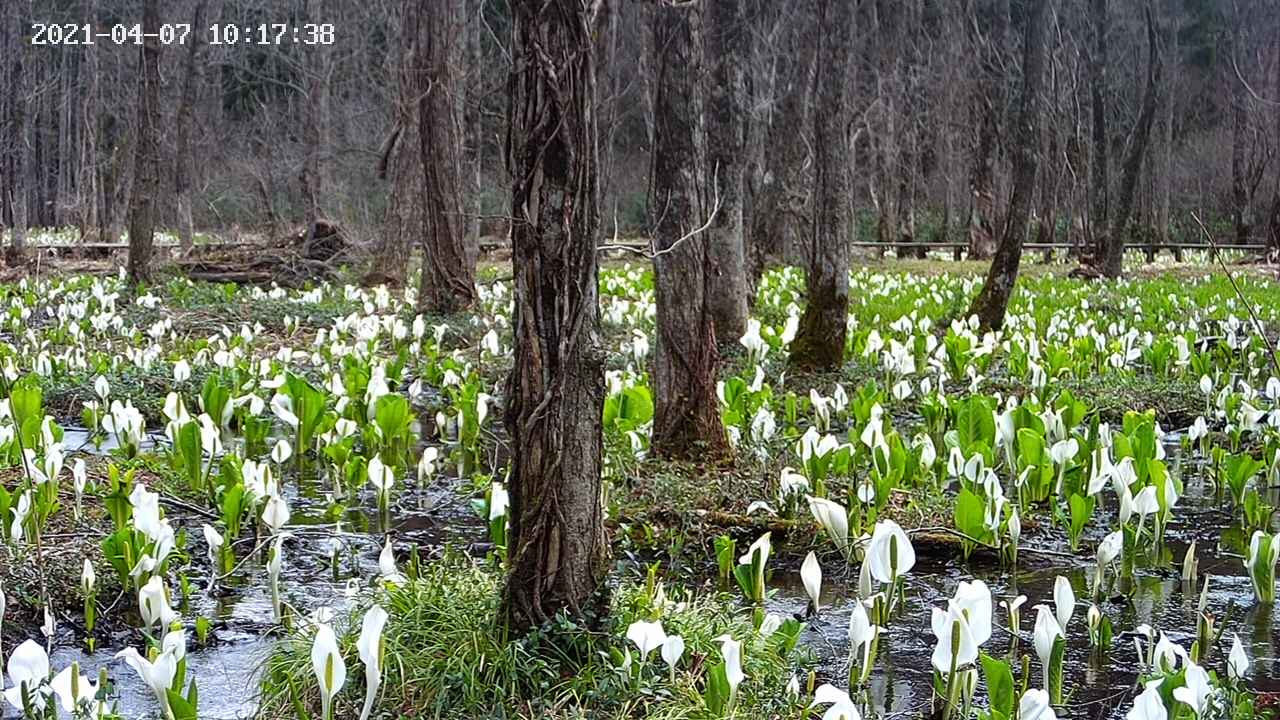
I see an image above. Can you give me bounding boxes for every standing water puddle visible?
[10,435,483,720]
[765,441,1278,719]
[13,436,1275,719]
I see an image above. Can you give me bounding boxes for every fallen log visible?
[174,220,352,287]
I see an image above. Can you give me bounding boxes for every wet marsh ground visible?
[1,253,1278,719]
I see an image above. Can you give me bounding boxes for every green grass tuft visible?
[259,552,810,720]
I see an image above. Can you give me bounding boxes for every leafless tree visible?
[649,0,730,460]
[502,0,609,631]
[703,0,750,343]
[416,0,476,313]
[968,0,1051,330]
[127,0,162,283]
[789,0,854,371]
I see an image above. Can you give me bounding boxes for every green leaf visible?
[166,690,198,720]
[733,564,757,604]
[704,661,730,715]
[176,421,202,487]
[1067,493,1095,550]
[220,484,246,542]
[1049,635,1066,705]
[9,377,43,434]
[714,535,735,586]
[286,672,313,720]
[980,653,1014,719]
[1016,428,1044,469]
[374,394,412,442]
[955,396,997,453]
[953,488,988,543]
[605,385,654,433]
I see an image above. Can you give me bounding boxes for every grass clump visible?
[259,552,810,720]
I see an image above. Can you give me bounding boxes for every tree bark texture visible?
[650,1,731,461]
[301,0,330,244]
[704,0,750,344]
[789,0,854,372]
[368,5,424,288]
[1270,20,1280,255]
[1230,25,1251,248]
[1100,4,1160,279]
[374,130,418,288]
[126,0,161,284]
[502,0,609,633]
[175,0,207,254]
[748,34,814,284]
[967,0,1006,260]
[1158,19,1175,258]
[968,0,1050,331]
[1087,0,1110,257]
[417,0,477,313]
[6,0,29,264]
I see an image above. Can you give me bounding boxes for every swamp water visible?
[10,439,1275,719]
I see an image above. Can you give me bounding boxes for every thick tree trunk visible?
[789,0,854,371]
[502,0,609,632]
[742,0,779,303]
[1101,5,1160,279]
[898,0,927,260]
[967,0,1006,260]
[704,0,750,344]
[370,130,418,287]
[1087,0,1110,260]
[650,1,730,461]
[417,0,477,313]
[175,1,207,255]
[126,0,161,284]
[368,7,421,288]
[968,0,1049,331]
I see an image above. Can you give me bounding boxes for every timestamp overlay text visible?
[30,22,336,46]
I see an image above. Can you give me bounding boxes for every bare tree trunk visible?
[1100,5,1160,279]
[650,1,730,461]
[968,0,1050,331]
[898,0,927,260]
[371,126,417,287]
[175,0,208,255]
[301,0,330,244]
[704,0,750,344]
[1269,17,1280,256]
[99,111,123,243]
[127,0,161,284]
[368,6,420,287]
[967,0,1006,260]
[417,0,477,313]
[1158,17,1175,259]
[80,0,101,242]
[502,0,609,632]
[1230,24,1251,248]
[1036,103,1060,258]
[6,1,28,265]
[1087,0,1110,259]
[789,0,854,371]
[466,0,484,252]
[749,31,814,285]
[743,0,783,298]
